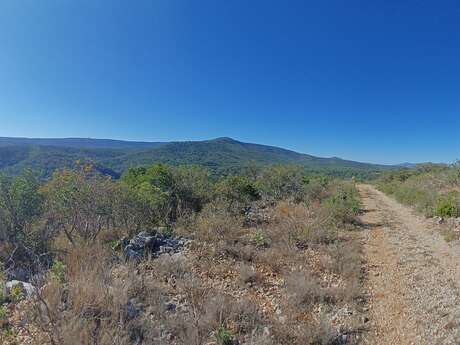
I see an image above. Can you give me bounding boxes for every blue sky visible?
[0,0,459,164]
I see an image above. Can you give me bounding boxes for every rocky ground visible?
[11,184,460,344]
[2,202,367,345]
[359,185,460,345]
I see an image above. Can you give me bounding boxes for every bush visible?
[323,183,361,225]
[0,305,7,320]
[247,230,269,248]
[10,285,24,302]
[216,326,234,345]
[42,168,119,243]
[238,263,261,285]
[121,164,212,224]
[257,165,307,202]
[215,175,260,213]
[0,164,367,345]
[375,165,458,218]
[191,204,244,243]
[51,260,67,283]
[436,193,459,218]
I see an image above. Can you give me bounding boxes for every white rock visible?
[5,280,36,298]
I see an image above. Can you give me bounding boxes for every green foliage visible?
[257,165,308,202]
[436,193,459,218]
[323,183,361,225]
[0,171,43,242]
[1,325,15,338]
[248,231,269,248]
[42,167,119,241]
[122,164,212,224]
[0,305,7,319]
[0,284,5,305]
[10,285,24,303]
[51,260,67,283]
[216,326,234,345]
[375,164,458,218]
[0,137,393,179]
[448,160,460,186]
[216,175,260,212]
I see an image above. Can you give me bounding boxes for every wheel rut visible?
[359,184,460,345]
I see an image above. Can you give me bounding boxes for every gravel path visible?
[359,185,460,345]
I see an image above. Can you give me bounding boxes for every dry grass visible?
[6,180,365,345]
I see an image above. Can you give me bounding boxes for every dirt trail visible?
[358,184,460,345]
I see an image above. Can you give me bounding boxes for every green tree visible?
[42,167,117,243]
[0,171,43,243]
[257,165,307,202]
[121,164,212,224]
[215,175,260,212]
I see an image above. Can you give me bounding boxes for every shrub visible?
[0,305,7,319]
[375,165,459,218]
[51,260,67,283]
[248,230,269,248]
[10,285,24,302]
[257,165,307,202]
[192,204,244,243]
[286,271,332,307]
[442,228,458,242]
[216,326,234,345]
[436,193,459,218]
[238,263,260,285]
[122,164,212,224]
[42,167,119,243]
[323,184,361,225]
[215,175,260,213]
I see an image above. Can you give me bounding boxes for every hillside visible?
[0,136,394,178]
[0,137,165,150]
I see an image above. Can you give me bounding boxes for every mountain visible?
[397,162,418,168]
[0,137,165,150]
[0,136,395,178]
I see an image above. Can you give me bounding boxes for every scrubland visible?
[375,162,460,241]
[0,164,366,345]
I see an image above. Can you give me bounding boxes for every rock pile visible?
[244,205,272,226]
[121,231,187,260]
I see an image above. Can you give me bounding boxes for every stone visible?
[263,326,271,336]
[122,231,187,260]
[434,216,444,225]
[164,302,177,312]
[455,217,460,226]
[5,280,36,299]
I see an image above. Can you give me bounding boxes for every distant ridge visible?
[0,137,165,150]
[0,136,396,178]
[397,162,418,168]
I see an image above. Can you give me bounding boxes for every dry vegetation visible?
[375,162,460,241]
[0,164,367,345]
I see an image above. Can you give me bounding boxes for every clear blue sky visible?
[0,0,459,164]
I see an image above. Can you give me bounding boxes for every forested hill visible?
[0,137,165,149]
[0,136,394,178]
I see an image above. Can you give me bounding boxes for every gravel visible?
[359,185,460,345]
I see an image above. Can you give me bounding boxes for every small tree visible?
[0,171,46,276]
[0,171,43,242]
[121,164,212,225]
[215,175,260,213]
[42,167,117,243]
[257,165,307,202]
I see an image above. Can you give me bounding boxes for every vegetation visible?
[375,163,460,218]
[0,163,366,345]
[0,137,394,179]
